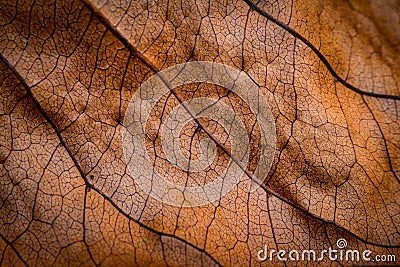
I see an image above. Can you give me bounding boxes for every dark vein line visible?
[265,196,281,265]
[79,0,159,74]
[0,54,223,267]
[242,0,400,101]
[0,55,90,185]
[362,96,400,183]
[89,187,223,266]
[259,179,400,248]
[82,188,98,266]
[0,233,28,266]
[78,0,400,249]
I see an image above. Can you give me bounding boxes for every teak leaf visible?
[1,0,399,266]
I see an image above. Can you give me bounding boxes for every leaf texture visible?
[0,0,399,266]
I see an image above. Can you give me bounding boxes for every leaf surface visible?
[1,0,399,266]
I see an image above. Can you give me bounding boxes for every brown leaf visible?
[1,0,399,266]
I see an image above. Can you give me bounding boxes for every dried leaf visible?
[1,0,399,266]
